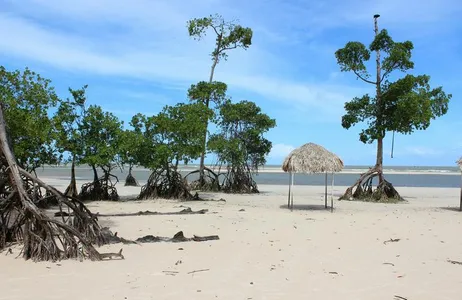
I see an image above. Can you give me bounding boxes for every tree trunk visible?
[92,165,98,183]
[64,155,78,198]
[0,102,104,261]
[376,137,384,183]
[198,42,220,185]
[459,175,462,211]
[124,164,139,187]
[338,15,404,203]
[174,158,179,172]
[374,15,384,185]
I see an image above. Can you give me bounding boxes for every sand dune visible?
[1,181,462,300]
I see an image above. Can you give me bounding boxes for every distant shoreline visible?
[41,164,461,176]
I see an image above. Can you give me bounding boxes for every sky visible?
[0,0,461,167]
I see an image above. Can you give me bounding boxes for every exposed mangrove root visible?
[101,228,219,244]
[64,181,78,199]
[64,158,78,199]
[0,146,104,261]
[221,166,259,194]
[124,172,139,187]
[186,167,221,192]
[0,102,109,261]
[18,175,59,208]
[138,167,195,200]
[339,166,404,202]
[79,174,119,201]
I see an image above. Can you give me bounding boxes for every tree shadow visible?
[439,206,462,212]
[279,204,334,211]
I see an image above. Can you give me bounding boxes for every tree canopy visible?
[336,28,451,144]
[187,14,252,64]
[208,100,275,193]
[335,16,452,202]
[53,86,87,162]
[187,14,253,189]
[78,105,124,201]
[0,66,60,171]
[135,102,213,199]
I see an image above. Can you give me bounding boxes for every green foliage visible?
[131,103,213,170]
[187,14,252,62]
[118,128,144,169]
[335,42,371,79]
[335,30,415,83]
[335,24,451,144]
[187,81,228,108]
[208,100,276,170]
[381,75,450,134]
[0,66,60,171]
[53,85,87,163]
[79,105,123,171]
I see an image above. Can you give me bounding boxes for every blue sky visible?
[0,0,461,167]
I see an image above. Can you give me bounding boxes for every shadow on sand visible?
[279,204,334,211]
[439,206,462,212]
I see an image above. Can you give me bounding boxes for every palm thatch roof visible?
[457,157,462,171]
[282,142,344,174]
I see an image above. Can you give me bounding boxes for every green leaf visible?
[0,66,60,171]
[335,20,451,148]
[208,100,276,171]
[335,42,371,79]
[187,14,253,63]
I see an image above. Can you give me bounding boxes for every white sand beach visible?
[1,180,462,300]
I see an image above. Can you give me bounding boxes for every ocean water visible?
[35,165,462,188]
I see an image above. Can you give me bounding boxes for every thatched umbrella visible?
[457,157,462,211]
[282,143,344,212]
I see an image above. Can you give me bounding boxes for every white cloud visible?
[268,143,295,159]
[0,10,362,120]
[0,0,459,124]
[403,146,442,157]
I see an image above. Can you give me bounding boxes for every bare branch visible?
[353,70,376,85]
[380,61,399,83]
[210,24,220,36]
[221,45,239,52]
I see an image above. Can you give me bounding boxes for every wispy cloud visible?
[268,143,295,159]
[403,146,443,157]
[0,3,362,120]
[1,0,460,165]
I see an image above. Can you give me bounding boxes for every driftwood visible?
[55,207,209,218]
[187,269,210,274]
[383,238,401,245]
[447,259,462,265]
[99,248,124,260]
[101,228,219,245]
[97,208,208,217]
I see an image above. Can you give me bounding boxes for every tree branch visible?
[380,61,398,83]
[210,24,220,37]
[221,45,238,52]
[353,70,376,85]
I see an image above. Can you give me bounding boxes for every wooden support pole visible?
[459,174,462,212]
[331,173,334,213]
[291,173,295,211]
[324,172,328,209]
[287,172,292,209]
